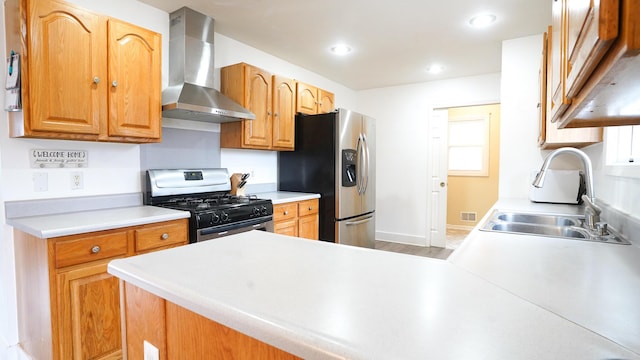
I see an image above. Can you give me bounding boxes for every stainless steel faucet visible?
[532,147,602,231]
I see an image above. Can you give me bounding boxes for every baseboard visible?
[446,224,475,231]
[375,231,426,246]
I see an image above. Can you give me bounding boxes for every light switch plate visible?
[33,172,48,192]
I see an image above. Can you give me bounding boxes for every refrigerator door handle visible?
[362,133,370,194]
[345,215,374,226]
[356,134,364,194]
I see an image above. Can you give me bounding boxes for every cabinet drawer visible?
[273,203,298,221]
[274,219,298,237]
[55,232,128,268]
[135,220,188,253]
[298,199,319,217]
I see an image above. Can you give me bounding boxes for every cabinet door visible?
[56,261,122,360]
[549,0,570,122]
[107,19,162,139]
[244,66,272,147]
[272,76,296,150]
[296,82,318,114]
[29,0,106,135]
[275,219,298,237]
[564,0,618,98]
[318,89,335,114]
[298,215,318,240]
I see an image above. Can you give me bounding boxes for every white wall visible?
[357,74,501,245]
[498,34,547,198]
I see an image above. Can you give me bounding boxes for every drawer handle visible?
[161,233,169,240]
[308,207,313,210]
[91,245,101,254]
[284,211,289,215]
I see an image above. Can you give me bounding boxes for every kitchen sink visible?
[479,210,631,245]
[487,222,588,239]
[495,212,581,227]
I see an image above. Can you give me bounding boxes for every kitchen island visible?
[108,229,640,359]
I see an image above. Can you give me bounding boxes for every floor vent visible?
[460,212,477,222]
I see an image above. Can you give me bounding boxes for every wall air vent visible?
[460,212,477,222]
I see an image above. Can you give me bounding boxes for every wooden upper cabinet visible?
[8,0,162,143]
[548,0,640,128]
[272,76,296,150]
[549,0,570,122]
[318,89,335,114]
[220,63,273,149]
[221,62,336,150]
[296,82,319,114]
[564,0,618,98]
[29,0,105,135]
[540,28,603,149]
[107,19,162,139]
[296,82,334,115]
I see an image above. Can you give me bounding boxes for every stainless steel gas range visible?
[145,168,274,243]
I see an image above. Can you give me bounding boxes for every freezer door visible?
[337,213,375,248]
[361,115,376,214]
[336,109,363,220]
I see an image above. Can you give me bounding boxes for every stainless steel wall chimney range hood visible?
[162,7,255,123]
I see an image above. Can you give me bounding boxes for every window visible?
[448,114,490,176]
[605,125,640,178]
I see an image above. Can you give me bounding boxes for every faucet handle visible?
[581,195,601,214]
[595,222,608,236]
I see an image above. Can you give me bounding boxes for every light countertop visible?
[108,230,639,359]
[449,198,640,355]
[7,206,190,238]
[256,191,320,204]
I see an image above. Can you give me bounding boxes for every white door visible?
[427,109,448,248]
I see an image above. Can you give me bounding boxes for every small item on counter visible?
[230,173,247,196]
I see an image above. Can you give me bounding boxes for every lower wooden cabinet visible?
[56,261,123,360]
[14,218,188,360]
[122,283,300,359]
[273,199,319,240]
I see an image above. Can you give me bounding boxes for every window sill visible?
[604,163,640,179]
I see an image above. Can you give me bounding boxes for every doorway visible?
[428,104,501,249]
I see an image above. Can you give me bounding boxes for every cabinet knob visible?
[161,233,169,240]
[93,77,100,85]
[112,81,118,87]
[284,210,288,215]
[91,245,101,254]
[308,207,313,210]
[267,111,272,116]
[274,112,279,117]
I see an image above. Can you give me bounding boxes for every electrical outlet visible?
[71,172,83,190]
[143,340,159,360]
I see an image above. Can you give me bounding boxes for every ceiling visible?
[139,0,551,90]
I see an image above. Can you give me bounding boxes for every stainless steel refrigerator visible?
[278,108,375,248]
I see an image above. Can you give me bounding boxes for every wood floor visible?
[374,228,472,260]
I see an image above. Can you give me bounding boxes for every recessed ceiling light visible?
[469,14,497,28]
[427,64,444,74]
[330,44,352,56]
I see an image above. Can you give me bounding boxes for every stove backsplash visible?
[140,128,277,195]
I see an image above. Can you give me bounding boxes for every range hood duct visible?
[162,7,255,123]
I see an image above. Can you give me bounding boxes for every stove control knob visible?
[211,212,220,224]
[221,212,229,222]
[260,206,268,215]
[252,207,261,216]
